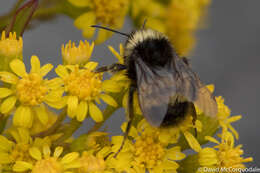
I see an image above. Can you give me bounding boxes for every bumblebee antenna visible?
[142,19,147,29]
[91,25,130,37]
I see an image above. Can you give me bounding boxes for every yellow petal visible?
[84,61,98,70]
[166,146,186,160]
[0,96,16,114]
[54,147,63,158]
[13,106,33,128]
[74,12,96,34]
[40,64,53,77]
[29,147,42,160]
[100,94,118,107]
[95,29,112,44]
[13,161,33,172]
[30,55,41,73]
[55,65,69,79]
[0,88,13,98]
[34,105,48,125]
[83,27,95,39]
[227,115,242,123]
[43,145,51,158]
[10,59,27,77]
[183,131,201,152]
[89,102,103,122]
[67,96,78,118]
[102,80,122,93]
[0,71,19,84]
[76,101,88,122]
[0,135,14,152]
[0,153,13,164]
[44,89,64,103]
[45,97,67,109]
[61,152,79,164]
[68,0,92,7]
[205,136,220,144]
[108,45,124,64]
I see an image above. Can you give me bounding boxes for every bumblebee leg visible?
[94,63,126,73]
[114,83,135,158]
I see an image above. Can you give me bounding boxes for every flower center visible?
[16,73,48,106]
[32,158,62,173]
[134,133,165,168]
[93,0,129,26]
[64,68,102,101]
[11,143,31,161]
[79,153,106,173]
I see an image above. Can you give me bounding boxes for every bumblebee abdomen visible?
[160,101,196,127]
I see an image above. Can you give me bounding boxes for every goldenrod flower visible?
[112,121,186,172]
[62,40,94,65]
[0,31,23,71]
[55,62,120,122]
[198,131,253,172]
[13,145,80,173]
[166,0,210,55]
[216,96,242,139]
[69,0,129,43]
[0,56,64,128]
[0,128,50,172]
[78,151,106,173]
[130,0,167,33]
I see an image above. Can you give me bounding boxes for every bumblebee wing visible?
[135,59,177,127]
[175,58,218,117]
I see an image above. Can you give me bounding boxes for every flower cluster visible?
[0,0,253,172]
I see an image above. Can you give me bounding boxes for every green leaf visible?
[178,154,200,173]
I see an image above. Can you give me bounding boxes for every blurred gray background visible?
[1,0,259,166]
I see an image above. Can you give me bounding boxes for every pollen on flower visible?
[11,143,32,162]
[134,132,165,168]
[16,73,48,106]
[64,66,102,101]
[61,40,94,65]
[93,0,129,26]
[0,31,23,58]
[32,158,62,173]
[78,152,106,173]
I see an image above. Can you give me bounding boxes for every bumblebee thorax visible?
[124,29,174,67]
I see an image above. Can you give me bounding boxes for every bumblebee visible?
[92,23,217,155]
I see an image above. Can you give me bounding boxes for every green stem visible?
[33,108,67,138]
[53,119,82,147]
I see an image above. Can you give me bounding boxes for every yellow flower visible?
[112,122,186,173]
[62,40,94,65]
[0,56,64,128]
[136,116,202,152]
[198,131,253,172]
[0,128,50,171]
[130,0,167,33]
[216,96,242,139]
[55,62,120,122]
[0,31,23,71]
[69,0,129,43]
[13,145,80,173]
[166,0,210,55]
[78,151,106,173]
